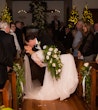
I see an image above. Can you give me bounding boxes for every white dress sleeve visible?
[31,50,46,67]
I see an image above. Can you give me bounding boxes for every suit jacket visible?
[0,30,16,86]
[93,32,98,54]
[15,27,24,50]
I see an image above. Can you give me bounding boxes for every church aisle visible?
[22,94,86,110]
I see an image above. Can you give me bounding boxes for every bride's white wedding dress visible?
[23,50,78,101]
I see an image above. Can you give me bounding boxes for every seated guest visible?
[72,20,83,57]
[78,23,95,62]
[93,23,98,62]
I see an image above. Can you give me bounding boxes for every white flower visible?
[58,69,61,73]
[50,59,52,63]
[47,51,51,56]
[54,48,58,53]
[46,55,49,60]
[89,66,92,70]
[43,45,47,49]
[53,54,57,58]
[49,48,53,51]
[84,62,89,67]
[52,63,56,67]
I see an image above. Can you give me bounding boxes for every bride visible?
[23,33,79,101]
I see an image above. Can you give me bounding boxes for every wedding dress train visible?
[23,52,78,101]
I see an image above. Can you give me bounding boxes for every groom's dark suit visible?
[29,32,54,85]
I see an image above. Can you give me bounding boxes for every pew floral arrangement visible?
[43,45,63,80]
[80,62,92,103]
[13,63,24,104]
[0,105,12,110]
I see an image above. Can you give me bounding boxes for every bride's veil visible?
[24,55,33,93]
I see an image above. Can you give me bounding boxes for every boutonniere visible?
[35,41,41,50]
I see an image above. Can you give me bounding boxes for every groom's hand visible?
[24,46,35,55]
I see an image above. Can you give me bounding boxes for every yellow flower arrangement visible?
[68,6,79,29]
[82,4,94,25]
[0,5,12,23]
[0,105,12,110]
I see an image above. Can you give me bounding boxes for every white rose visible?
[52,63,56,67]
[89,66,92,70]
[54,48,58,53]
[47,51,51,56]
[58,69,61,73]
[46,55,49,60]
[50,59,52,63]
[84,62,89,67]
[43,45,47,49]
[53,54,57,58]
[16,63,21,69]
[56,70,59,74]
[49,48,53,51]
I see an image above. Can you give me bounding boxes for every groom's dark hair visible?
[25,32,36,42]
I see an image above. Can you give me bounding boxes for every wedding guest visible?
[93,23,98,62]
[51,15,61,41]
[15,21,24,50]
[78,23,95,62]
[10,22,21,58]
[0,21,16,88]
[72,20,84,57]
[62,26,73,53]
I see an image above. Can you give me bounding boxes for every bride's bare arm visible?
[31,50,46,67]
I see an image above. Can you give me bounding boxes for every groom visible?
[25,30,54,85]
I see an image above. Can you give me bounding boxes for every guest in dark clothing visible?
[61,27,73,52]
[78,23,95,62]
[15,21,24,50]
[0,21,16,88]
[93,23,98,54]
[51,15,61,41]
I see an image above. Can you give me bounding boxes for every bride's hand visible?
[24,46,34,55]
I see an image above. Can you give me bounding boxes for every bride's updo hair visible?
[25,32,36,42]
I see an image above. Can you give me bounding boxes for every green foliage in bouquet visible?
[0,5,12,23]
[82,4,94,25]
[43,45,63,80]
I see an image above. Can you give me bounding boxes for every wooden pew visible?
[74,58,84,97]
[75,58,98,110]
[0,80,12,107]
[8,71,18,110]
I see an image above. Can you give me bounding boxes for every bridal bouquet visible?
[43,45,63,80]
